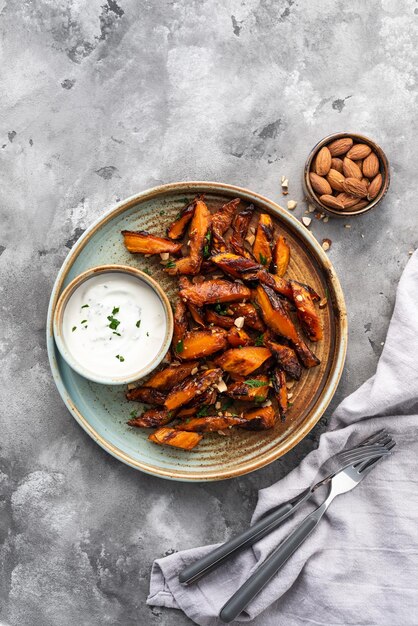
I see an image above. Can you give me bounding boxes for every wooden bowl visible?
[47,182,347,481]
[303,132,390,217]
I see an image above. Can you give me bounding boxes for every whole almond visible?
[361,177,370,187]
[354,159,363,173]
[326,168,346,192]
[309,172,332,196]
[336,192,362,208]
[367,173,383,200]
[331,157,344,173]
[351,199,369,211]
[346,143,372,160]
[319,194,345,210]
[327,137,353,157]
[343,177,368,198]
[314,146,332,176]
[343,157,362,180]
[362,152,379,178]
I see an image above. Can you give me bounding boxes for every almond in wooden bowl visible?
[303,133,390,217]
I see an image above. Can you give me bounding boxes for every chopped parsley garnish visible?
[244,379,267,388]
[259,253,268,266]
[72,326,77,332]
[222,398,234,410]
[107,315,121,331]
[197,405,211,417]
[203,231,212,258]
[116,354,125,362]
[143,268,152,276]
[112,306,120,315]
[214,303,228,316]
[146,331,149,337]
[130,409,137,418]
[81,304,89,309]
[255,333,264,346]
[113,331,121,336]
[254,395,265,403]
[81,319,87,324]
[288,401,294,407]
[176,339,184,353]
[159,210,165,215]
[136,320,141,328]
[165,259,176,269]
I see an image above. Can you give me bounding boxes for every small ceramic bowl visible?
[303,132,390,217]
[53,264,173,385]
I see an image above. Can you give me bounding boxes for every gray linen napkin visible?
[147,252,418,626]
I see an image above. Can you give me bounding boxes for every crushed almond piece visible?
[322,239,332,251]
[217,430,226,436]
[287,200,297,210]
[287,392,293,399]
[215,401,221,410]
[262,399,272,407]
[408,250,414,256]
[319,297,328,309]
[245,233,255,246]
[234,316,245,329]
[315,212,324,220]
[249,226,256,234]
[302,216,312,227]
[286,380,295,389]
[323,216,329,223]
[160,252,169,261]
[216,379,227,393]
[308,204,316,213]
[344,224,351,229]
[295,294,303,302]
[200,365,209,370]
[127,382,137,390]
[191,367,199,375]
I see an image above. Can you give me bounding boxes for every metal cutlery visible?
[219,437,395,622]
[179,430,391,586]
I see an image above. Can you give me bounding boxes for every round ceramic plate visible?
[47,182,347,481]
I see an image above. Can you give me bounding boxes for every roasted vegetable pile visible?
[122,196,324,450]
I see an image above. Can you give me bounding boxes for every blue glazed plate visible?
[47,182,347,481]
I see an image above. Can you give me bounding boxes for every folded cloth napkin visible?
[148,252,418,626]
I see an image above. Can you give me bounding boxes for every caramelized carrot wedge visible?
[176,415,247,432]
[176,328,228,360]
[241,406,276,430]
[266,340,302,380]
[145,362,199,390]
[166,199,211,275]
[121,230,182,255]
[272,235,290,277]
[149,428,202,450]
[176,388,217,417]
[126,387,166,405]
[255,285,320,368]
[172,299,188,354]
[226,374,269,402]
[226,327,252,347]
[164,368,222,411]
[128,408,174,428]
[166,199,196,240]
[210,252,260,279]
[272,369,288,420]
[229,205,254,258]
[290,280,323,341]
[211,198,240,251]
[215,346,272,376]
[178,276,205,326]
[179,279,251,307]
[227,303,265,331]
[253,214,274,268]
[206,309,235,329]
[256,269,293,299]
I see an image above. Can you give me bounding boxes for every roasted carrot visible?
[166,199,211,275]
[229,205,254,258]
[290,280,323,341]
[149,428,202,450]
[177,415,247,432]
[164,368,222,411]
[211,198,240,252]
[122,230,182,255]
[215,346,272,376]
[253,214,274,268]
[145,361,199,390]
[272,369,288,420]
[176,328,228,360]
[180,279,251,307]
[167,199,196,240]
[241,406,276,430]
[272,235,290,277]
[128,408,174,428]
[266,340,302,380]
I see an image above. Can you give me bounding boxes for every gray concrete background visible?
[1,0,416,624]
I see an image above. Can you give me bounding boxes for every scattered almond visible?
[302,216,312,226]
[319,297,328,308]
[309,172,332,196]
[354,159,363,173]
[287,200,298,210]
[281,176,289,195]
[160,252,170,261]
[308,204,316,213]
[216,379,227,393]
[314,146,332,176]
[343,177,368,198]
[367,173,383,200]
[287,392,293,399]
[330,157,344,173]
[343,157,362,180]
[215,401,221,410]
[362,152,379,178]
[322,238,332,251]
[127,382,137,390]
[327,137,353,156]
[323,215,329,223]
[346,143,372,160]
[191,366,199,375]
[344,224,351,228]
[234,316,245,329]
[336,192,360,209]
[286,380,295,389]
[245,233,255,246]
[319,194,345,210]
[326,168,346,192]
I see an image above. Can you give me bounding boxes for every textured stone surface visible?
[0,1,416,624]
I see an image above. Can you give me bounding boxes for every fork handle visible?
[219,500,328,623]
[179,488,311,585]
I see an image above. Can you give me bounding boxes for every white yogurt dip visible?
[62,272,167,380]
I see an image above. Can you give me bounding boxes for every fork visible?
[179,430,391,585]
[219,438,395,622]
